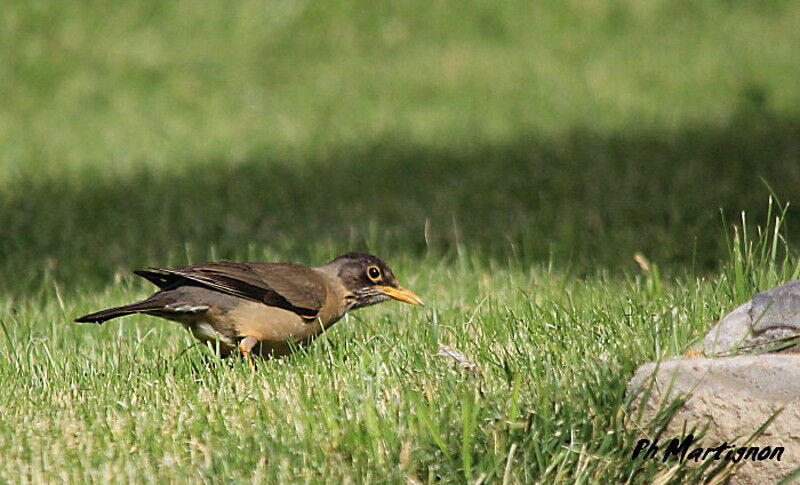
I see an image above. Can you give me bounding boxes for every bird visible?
[75,253,423,368]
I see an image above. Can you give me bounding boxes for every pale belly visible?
[154,300,346,359]
[188,321,237,353]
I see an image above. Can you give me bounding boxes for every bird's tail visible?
[74,301,160,324]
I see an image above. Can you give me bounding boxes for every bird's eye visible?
[367,266,382,282]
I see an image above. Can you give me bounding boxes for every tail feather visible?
[133,269,175,289]
[74,301,160,324]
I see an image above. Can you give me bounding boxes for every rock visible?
[627,355,800,485]
[705,280,800,355]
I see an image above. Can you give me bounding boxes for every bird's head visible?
[322,252,424,310]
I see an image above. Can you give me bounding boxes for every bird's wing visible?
[145,261,327,319]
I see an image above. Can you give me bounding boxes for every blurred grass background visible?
[2,0,799,292]
[1,1,800,483]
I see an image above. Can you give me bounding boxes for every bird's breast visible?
[228,301,329,343]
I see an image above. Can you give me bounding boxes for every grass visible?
[0,252,739,483]
[1,0,800,483]
[4,234,797,483]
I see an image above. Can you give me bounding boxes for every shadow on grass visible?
[2,108,799,294]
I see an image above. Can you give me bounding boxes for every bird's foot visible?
[239,336,259,372]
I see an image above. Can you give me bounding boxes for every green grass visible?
[4,237,797,483]
[1,0,800,482]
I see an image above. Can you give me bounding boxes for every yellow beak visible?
[375,285,425,306]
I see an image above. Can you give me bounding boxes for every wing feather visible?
[145,261,326,318]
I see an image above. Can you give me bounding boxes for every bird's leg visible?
[239,336,259,372]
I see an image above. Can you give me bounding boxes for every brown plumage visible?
[75,253,423,366]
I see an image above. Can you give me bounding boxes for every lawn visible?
[1,0,799,483]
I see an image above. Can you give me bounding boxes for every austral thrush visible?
[75,253,423,367]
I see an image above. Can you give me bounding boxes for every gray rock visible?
[705,280,800,355]
[628,355,800,485]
